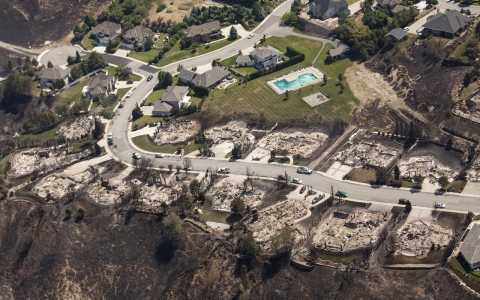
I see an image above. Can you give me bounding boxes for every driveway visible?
[408,10,438,34]
[39,45,86,66]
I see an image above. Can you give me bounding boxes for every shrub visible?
[157,3,167,12]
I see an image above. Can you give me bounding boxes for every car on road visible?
[218,167,230,174]
[248,33,254,39]
[119,101,125,108]
[297,166,312,174]
[125,91,133,98]
[155,153,164,158]
[132,152,141,159]
[335,191,348,198]
[292,177,302,184]
[108,139,114,145]
[147,75,153,81]
[312,194,325,204]
[435,202,446,209]
[127,80,134,84]
[184,166,193,171]
[299,186,307,194]
[398,198,410,205]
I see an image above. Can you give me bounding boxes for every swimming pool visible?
[274,73,318,92]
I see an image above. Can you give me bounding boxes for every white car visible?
[218,167,230,174]
[292,177,302,184]
[297,166,312,174]
[132,152,141,159]
[403,27,409,31]
[155,153,164,158]
[435,202,446,209]
[248,33,254,39]
[125,91,133,98]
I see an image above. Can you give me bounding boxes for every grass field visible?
[82,33,95,50]
[199,208,231,224]
[15,182,45,203]
[221,55,238,67]
[132,134,204,154]
[116,88,131,100]
[50,78,88,109]
[203,36,358,125]
[447,180,467,193]
[235,66,259,75]
[0,154,11,184]
[450,22,478,61]
[132,115,164,128]
[18,123,63,142]
[450,256,480,293]
[461,81,478,100]
[106,66,142,81]
[348,168,375,184]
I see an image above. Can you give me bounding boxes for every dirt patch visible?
[149,0,223,24]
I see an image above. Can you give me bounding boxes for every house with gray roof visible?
[385,28,408,43]
[377,0,401,9]
[39,66,71,88]
[178,69,197,84]
[421,10,472,38]
[91,22,121,44]
[460,223,480,270]
[184,20,221,44]
[391,4,410,14]
[179,67,230,89]
[88,74,117,99]
[160,86,190,109]
[309,0,350,20]
[152,101,173,117]
[122,26,154,50]
[236,46,284,70]
[328,39,351,60]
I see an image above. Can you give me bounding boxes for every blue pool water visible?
[274,73,318,92]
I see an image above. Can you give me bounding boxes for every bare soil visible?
[149,0,223,24]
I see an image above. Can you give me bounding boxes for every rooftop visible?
[161,86,189,103]
[184,20,221,38]
[422,10,471,34]
[385,28,408,41]
[460,223,480,266]
[40,66,71,81]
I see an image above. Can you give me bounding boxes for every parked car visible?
[155,153,164,158]
[312,194,325,204]
[127,80,134,84]
[108,139,114,145]
[403,27,409,31]
[299,186,307,194]
[435,202,446,209]
[132,152,141,159]
[119,102,124,108]
[184,166,193,171]
[292,177,302,184]
[149,122,158,127]
[278,174,286,180]
[218,167,230,174]
[398,198,410,205]
[248,33,254,39]
[147,75,153,81]
[126,91,133,98]
[335,191,348,198]
[297,166,312,174]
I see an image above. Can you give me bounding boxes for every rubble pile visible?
[10,147,92,177]
[467,157,480,182]
[247,200,307,250]
[33,173,85,201]
[140,183,183,206]
[208,178,264,211]
[58,116,94,140]
[205,121,254,144]
[333,140,398,168]
[256,130,327,157]
[397,156,460,181]
[150,119,199,145]
[89,182,129,205]
[313,209,389,251]
[395,220,452,258]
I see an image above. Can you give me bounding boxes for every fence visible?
[55,68,107,94]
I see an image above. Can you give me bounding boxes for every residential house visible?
[328,39,351,60]
[178,67,230,89]
[236,46,284,70]
[376,0,401,9]
[391,4,410,14]
[385,28,408,44]
[459,223,480,270]
[39,66,71,88]
[309,0,350,20]
[122,26,154,50]
[421,10,472,38]
[184,20,221,44]
[91,22,121,44]
[160,86,191,109]
[152,101,173,117]
[88,74,117,99]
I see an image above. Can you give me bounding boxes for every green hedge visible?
[247,46,305,81]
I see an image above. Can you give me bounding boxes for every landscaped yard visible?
[116,88,131,100]
[49,78,89,109]
[461,81,478,101]
[199,207,231,224]
[132,115,164,128]
[132,134,205,154]
[450,21,478,62]
[348,168,376,184]
[81,33,95,50]
[106,66,142,81]
[18,123,63,142]
[450,256,480,293]
[203,36,358,125]
[220,55,238,67]
[235,66,259,76]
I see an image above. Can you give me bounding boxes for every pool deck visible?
[266,66,324,95]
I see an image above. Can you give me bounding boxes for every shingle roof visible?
[377,0,401,7]
[184,21,221,38]
[460,223,480,266]
[123,26,154,45]
[328,39,351,57]
[252,46,283,60]
[88,74,116,95]
[91,22,121,37]
[153,100,173,114]
[236,55,254,64]
[178,69,197,82]
[391,4,409,13]
[191,67,230,88]
[311,0,349,16]
[385,28,407,41]
[422,10,471,34]
[40,66,71,81]
[161,86,189,103]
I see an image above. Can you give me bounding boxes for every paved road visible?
[437,0,480,13]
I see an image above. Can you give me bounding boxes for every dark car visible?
[127,80,134,84]
[149,122,158,127]
[335,191,348,198]
[147,75,153,81]
[300,186,307,194]
[312,194,325,204]
[398,198,410,205]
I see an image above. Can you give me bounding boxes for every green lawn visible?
[235,66,259,75]
[398,34,417,50]
[15,182,45,203]
[132,115,164,128]
[18,122,63,142]
[199,208,231,224]
[106,66,142,81]
[50,78,88,109]
[81,33,95,50]
[461,81,479,100]
[0,154,11,184]
[402,180,422,189]
[450,257,480,293]
[131,134,205,154]
[220,55,238,67]
[447,180,467,193]
[346,0,359,4]
[116,88,131,100]
[348,168,376,184]
[450,22,478,61]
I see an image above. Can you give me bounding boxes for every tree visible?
[168,164,173,172]
[157,71,173,88]
[132,103,143,120]
[75,51,81,63]
[232,143,243,159]
[271,225,295,255]
[189,179,201,198]
[92,117,105,139]
[47,61,54,68]
[339,83,344,92]
[285,89,289,98]
[163,214,183,239]
[438,176,449,189]
[81,51,106,73]
[231,197,245,214]
[404,201,412,213]
[338,73,343,82]
[464,72,471,87]
[229,26,238,40]
[407,121,416,145]
[375,167,389,185]
[426,0,438,4]
[238,232,258,266]
[67,56,75,65]
[144,36,154,51]
[270,149,277,159]
[446,137,453,150]
[177,64,184,72]
[115,65,131,79]
[323,73,327,85]
[281,12,297,26]
[70,64,83,80]
[183,157,192,173]
[176,165,182,173]
[1,73,33,112]
[240,264,249,289]
[84,15,98,29]
[393,165,400,180]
